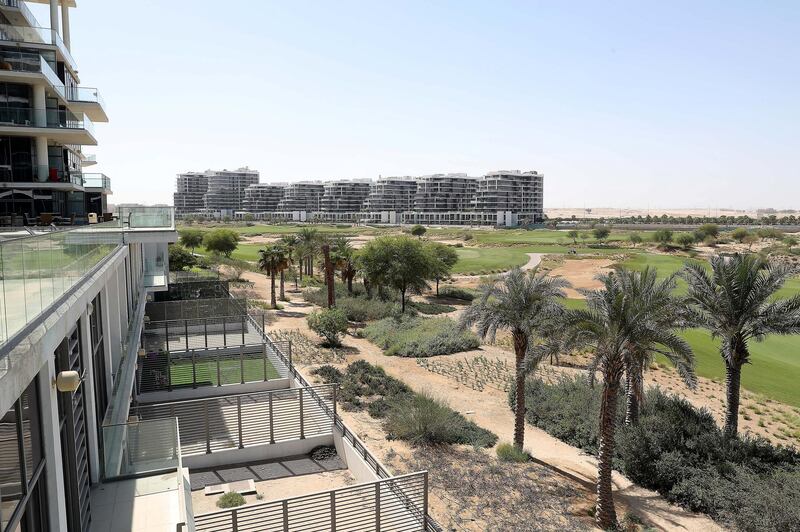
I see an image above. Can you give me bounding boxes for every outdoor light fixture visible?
[137,348,146,358]
[87,302,94,316]
[53,371,81,393]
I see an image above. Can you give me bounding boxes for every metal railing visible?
[136,344,287,393]
[194,471,428,532]
[145,297,247,322]
[143,316,267,353]
[133,385,336,456]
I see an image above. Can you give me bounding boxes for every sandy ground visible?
[235,271,724,531]
[547,258,614,299]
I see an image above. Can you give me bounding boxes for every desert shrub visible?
[515,375,800,530]
[311,365,344,384]
[364,316,479,357]
[310,445,337,461]
[216,492,245,509]
[496,442,530,462]
[307,308,348,346]
[410,301,456,315]
[384,391,497,447]
[336,297,399,321]
[438,286,477,301]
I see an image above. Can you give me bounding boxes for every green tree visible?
[307,307,348,346]
[279,235,299,292]
[567,229,579,244]
[202,229,240,258]
[410,224,427,238]
[783,235,798,248]
[168,244,196,271]
[330,237,359,294]
[731,227,750,243]
[652,229,673,246]
[220,257,249,281]
[359,236,434,312]
[592,226,611,241]
[697,223,720,239]
[615,268,695,424]
[675,232,695,250]
[297,227,319,277]
[178,228,204,255]
[426,242,459,296]
[629,233,642,247]
[682,255,800,438]
[460,267,569,450]
[257,244,289,308]
[562,269,694,528]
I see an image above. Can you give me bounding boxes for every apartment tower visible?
[241,182,285,212]
[173,171,209,216]
[201,167,259,218]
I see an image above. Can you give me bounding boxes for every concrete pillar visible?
[35,136,49,182]
[61,1,71,50]
[38,359,68,531]
[32,84,47,127]
[80,309,101,484]
[49,0,60,39]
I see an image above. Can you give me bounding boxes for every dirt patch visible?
[548,258,614,299]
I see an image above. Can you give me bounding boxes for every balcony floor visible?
[89,472,182,532]
[189,452,355,515]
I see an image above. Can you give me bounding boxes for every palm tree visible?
[682,254,800,438]
[280,235,299,290]
[460,267,569,451]
[615,267,696,425]
[257,244,288,309]
[331,237,358,294]
[297,227,319,277]
[563,269,696,529]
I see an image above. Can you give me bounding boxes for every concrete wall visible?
[332,428,382,484]
[182,434,333,470]
[137,378,290,403]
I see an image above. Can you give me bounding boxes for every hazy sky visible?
[34,1,800,208]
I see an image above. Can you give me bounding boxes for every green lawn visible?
[453,245,627,274]
[169,357,280,387]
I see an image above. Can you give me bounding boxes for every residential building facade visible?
[0,0,110,225]
[201,167,259,218]
[173,172,209,216]
[319,179,371,212]
[275,181,324,212]
[241,182,285,213]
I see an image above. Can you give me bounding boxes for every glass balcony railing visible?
[0,51,66,100]
[0,23,76,71]
[32,165,83,186]
[0,106,94,137]
[102,418,180,483]
[82,173,110,190]
[117,206,175,229]
[0,220,122,344]
[0,0,41,28]
[68,86,105,109]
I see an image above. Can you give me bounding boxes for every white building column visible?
[79,309,101,484]
[49,0,60,39]
[38,359,68,531]
[35,137,49,182]
[60,1,71,50]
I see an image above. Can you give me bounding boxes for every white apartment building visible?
[200,167,259,218]
[241,183,285,213]
[174,172,209,216]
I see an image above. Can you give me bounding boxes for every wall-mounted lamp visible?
[87,302,94,316]
[137,348,146,358]
[53,370,81,393]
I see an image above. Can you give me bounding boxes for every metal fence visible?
[154,279,231,302]
[194,471,429,532]
[133,385,336,456]
[145,297,247,322]
[143,316,266,353]
[136,344,289,393]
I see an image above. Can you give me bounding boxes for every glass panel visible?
[20,382,41,484]
[102,418,179,486]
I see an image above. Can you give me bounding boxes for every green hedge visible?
[364,316,479,357]
[512,375,800,530]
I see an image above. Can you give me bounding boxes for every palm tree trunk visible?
[724,362,742,438]
[400,288,406,313]
[596,376,620,529]
[436,278,440,296]
[512,330,529,450]
[270,272,277,309]
[624,370,639,425]
[279,270,285,301]
[347,275,353,294]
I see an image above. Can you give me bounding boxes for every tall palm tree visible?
[279,235,299,290]
[563,269,696,529]
[257,244,288,309]
[460,267,569,450]
[297,227,318,277]
[616,267,695,425]
[682,254,800,438]
[331,236,358,294]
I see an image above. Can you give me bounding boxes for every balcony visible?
[0,51,66,101]
[83,172,111,192]
[0,0,40,29]
[0,23,77,72]
[79,151,97,167]
[117,206,176,230]
[67,86,108,122]
[0,165,84,191]
[0,106,97,145]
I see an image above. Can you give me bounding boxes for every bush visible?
[311,365,344,384]
[384,391,497,447]
[303,284,400,322]
[203,229,240,257]
[410,301,456,315]
[216,492,245,509]
[438,286,477,301]
[307,308,348,346]
[364,316,479,357]
[496,442,530,462]
[515,375,800,530]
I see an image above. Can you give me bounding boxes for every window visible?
[0,381,47,532]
